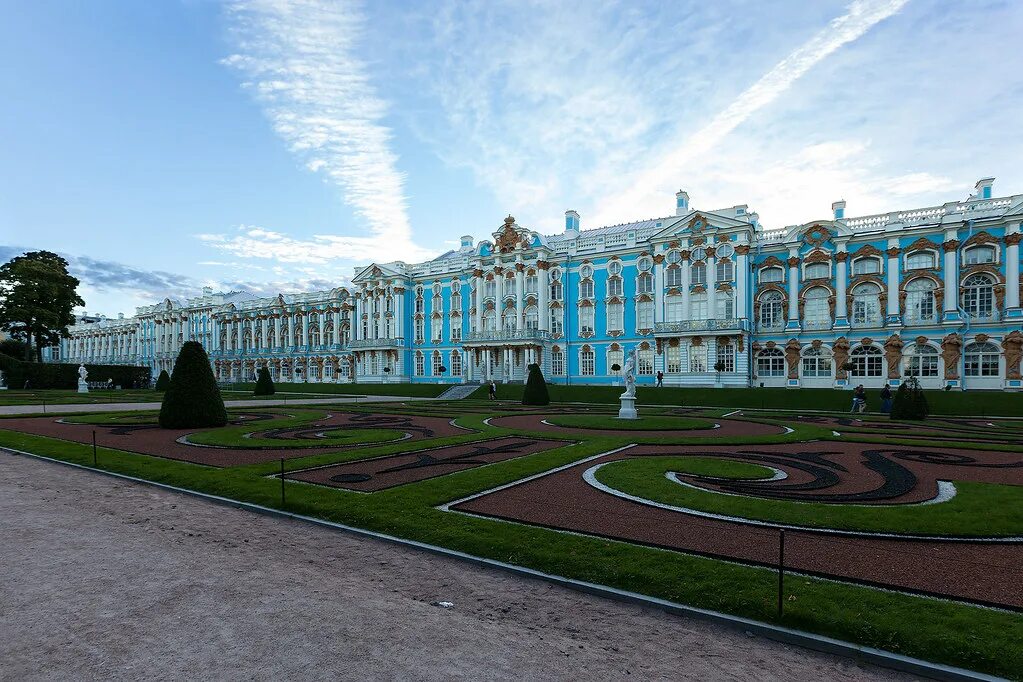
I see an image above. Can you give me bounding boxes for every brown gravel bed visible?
[289,437,572,491]
[0,411,470,467]
[486,414,786,438]
[453,442,1023,609]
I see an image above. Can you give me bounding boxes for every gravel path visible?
[0,454,914,681]
[0,394,415,416]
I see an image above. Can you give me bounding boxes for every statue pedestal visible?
[618,395,638,420]
[78,378,89,394]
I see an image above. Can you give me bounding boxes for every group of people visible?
[851,384,893,414]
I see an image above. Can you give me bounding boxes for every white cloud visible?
[222,0,432,263]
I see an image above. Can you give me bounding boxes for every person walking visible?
[880,384,893,413]
[851,384,867,413]
[656,370,664,388]
[488,380,497,401]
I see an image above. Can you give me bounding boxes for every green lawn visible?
[0,389,167,406]
[545,414,717,430]
[1,404,1021,678]
[477,384,1023,416]
[224,381,451,398]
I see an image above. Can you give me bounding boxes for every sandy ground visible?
[0,453,915,682]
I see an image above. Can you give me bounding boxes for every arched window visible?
[450,313,462,342]
[638,346,654,374]
[607,260,623,276]
[309,325,321,347]
[803,287,831,327]
[450,350,462,376]
[758,291,784,330]
[414,351,425,376]
[760,267,783,283]
[606,302,624,332]
[524,305,539,330]
[689,344,706,372]
[666,265,683,287]
[549,308,563,336]
[716,342,734,372]
[716,243,734,259]
[666,294,684,322]
[904,278,936,323]
[484,279,496,299]
[906,251,935,270]
[482,309,496,332]
[852,257,880,275]
[903,344,939,377]
[501,307,516,331]
[756,348,785,377]
[801,346,833,378]
[432,351,444,375]
[666,344,682,373]
[666,250,681,265]
[690,292,708,320]
[580,280,594,299]
[550,279,563,301]
[607,347,624,374]
[414,318,425,344]
[691,262,707,285]
[962,274,995,318]
[851,283,882,327]
[716,260,734,281]
[551,347,565,375]
[525,272,538,292]
[580,347,595,375]
[964,342,1000,377]
[637,273,654,294]
[850,345,883,377]
[716,291,734,319]
[636,300,653,329]
[579,306,595,334]
[805,262,829,280]
[964,246,996,265]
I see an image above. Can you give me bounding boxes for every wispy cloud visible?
[222,0,429,262]
[197,224,396,266]
[593,0,910,225]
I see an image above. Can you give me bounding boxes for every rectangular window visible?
[666,345,682,373]
[432,319,443,342]
[607,349,624,374]
[550,282,563,300]
[415,353,425,376]
[550,309,564,336]
[689,346,706,372]
[716,343,735,372]
[451,322,462,343]
[666,296,683,322]
[757,354,785,377]
[638,348,654,375]
[415,319,425,344]
[580,306,595,334]
[606,303,624,332]
[580,350,595,376]
[637,301,653,329]
[451,352,462,376]
[551,350,565,376]
[432,353,444,375]
[904,354,938,377]
[607,278,623,297]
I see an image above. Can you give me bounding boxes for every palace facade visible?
[50,177,1023,390]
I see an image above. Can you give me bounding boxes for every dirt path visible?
[0,454,915,681]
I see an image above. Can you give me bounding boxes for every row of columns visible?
[353,287,403,341]
[212,310,349,352]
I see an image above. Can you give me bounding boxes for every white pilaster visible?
[786,248,800,329]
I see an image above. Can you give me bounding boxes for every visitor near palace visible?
[488,381,496,400]
[880,384,893,413]
[656,370,664,387]
[851,385,867,413]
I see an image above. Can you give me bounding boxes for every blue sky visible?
[1,0,1021,317]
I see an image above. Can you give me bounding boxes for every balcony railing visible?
[348,337,404,349]
[464,329,552,343]
[654,318,748,334]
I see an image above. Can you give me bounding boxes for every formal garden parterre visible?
[1,398,1021,678]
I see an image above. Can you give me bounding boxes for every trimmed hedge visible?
[154,370,170,391]
[0,352,149,390]
[522,363,550,406]
[254,366,275,396]
[891,378,929,420]
[159,342,227,428]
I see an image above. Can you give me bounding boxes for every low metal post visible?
[777,528,785,618]
[92,430,98,467]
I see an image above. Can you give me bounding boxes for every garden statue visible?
[77,364,89,393]
[618,347,638,419]
[0,369,6,390]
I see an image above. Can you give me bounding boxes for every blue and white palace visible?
[50,177,1023,391]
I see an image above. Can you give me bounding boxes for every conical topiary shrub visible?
[254,366,275,396]
[159,341,228,428]
[890,378,929,420]
[522,363,550,406]
[154,369,170,391]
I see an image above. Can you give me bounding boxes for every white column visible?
[1006,225,1021,314]
[333,309,341,345]
[495,268,505,315]
[515,265,525,330]
[354,295,362,341]
[654,257,665,323]
[835,246,849,322]
[886,242,901,320]
[943,235,958,316]
[472,272,483,334]
[301,312,309,347]
[287,314,296,348]
[735,245,749,320]
[707,251,718,319]
[681,253,692,319]
[395,290,405,341]
[787,249,800,326]
[538,265,550,331]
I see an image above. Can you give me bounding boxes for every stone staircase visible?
[437,383,483,400]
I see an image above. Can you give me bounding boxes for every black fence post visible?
[280,457,286,509]
[777,528,785,618]
[92,430,98,467]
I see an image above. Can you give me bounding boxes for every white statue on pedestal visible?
[618,347,638,419]
[77,364,89,393]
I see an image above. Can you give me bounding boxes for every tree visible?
[0,251,84,361]
[0,338,30,360]
[890,378,929,420]
[522,363,550,406]
[154,370,171,391]
[159,341,227,428]
[254,366,275,396]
